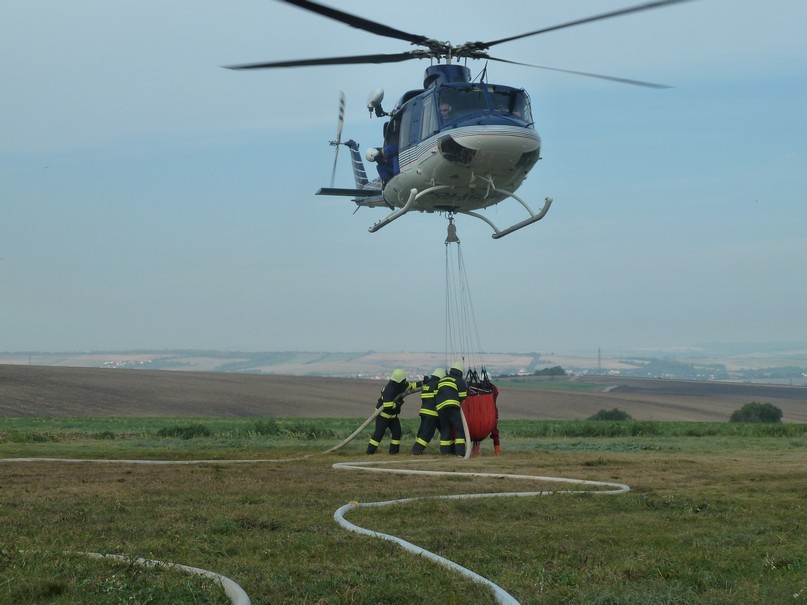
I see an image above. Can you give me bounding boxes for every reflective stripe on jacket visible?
[434,373,468,411]
[418,375,441,417]
[378,379,422,417]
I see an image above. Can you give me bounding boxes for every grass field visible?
[2,418,806,604]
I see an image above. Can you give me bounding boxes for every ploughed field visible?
[1,364,805,422]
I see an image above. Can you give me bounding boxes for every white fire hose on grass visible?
[1,391,629,605]
[325,396,628,604]
[332,460,629,605]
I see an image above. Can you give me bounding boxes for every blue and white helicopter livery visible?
[228,0,694,239]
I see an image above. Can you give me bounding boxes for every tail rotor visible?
[329,91,346,187]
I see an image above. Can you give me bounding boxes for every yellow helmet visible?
[432,368,446,379]
[391,368,406,383]
[450,361,464,374]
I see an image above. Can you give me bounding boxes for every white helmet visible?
[365,147,380,162]
[450,361,464,375]
[432,368,446,379]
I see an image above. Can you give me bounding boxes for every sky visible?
[2,0,806,357]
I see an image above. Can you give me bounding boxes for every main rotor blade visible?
[225,52,419,70]
[278,0,430,45]
[484,55,671,88]
[483,0,695,49]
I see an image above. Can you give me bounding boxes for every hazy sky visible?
[2,0,806,356]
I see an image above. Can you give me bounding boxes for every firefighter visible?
[435,361,469,456]
[367,369,422,454]
[411,368,445,455]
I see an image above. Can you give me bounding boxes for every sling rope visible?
[444,218,486,373]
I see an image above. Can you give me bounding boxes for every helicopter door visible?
[384,113,400,148]
[384,112,402,175]
[404,100,422,148]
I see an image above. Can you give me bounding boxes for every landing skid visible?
[368,187,553,239]
[461,192,553,239]
[367,185,450,233]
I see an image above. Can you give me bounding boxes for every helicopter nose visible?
[452,129,540,154]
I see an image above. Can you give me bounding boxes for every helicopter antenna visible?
[328,91,345,187]
[472,62,489,84]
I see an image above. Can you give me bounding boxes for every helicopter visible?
[227,0,695,239]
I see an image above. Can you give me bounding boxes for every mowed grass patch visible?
[1,453,494,604]
[0,419,805,604]
[0,550,230,604]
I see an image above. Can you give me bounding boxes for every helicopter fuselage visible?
[385,123,541,213]
[318,65,553,237]
[380,77,541,214]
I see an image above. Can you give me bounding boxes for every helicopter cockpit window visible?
[491,87,533,123]
[439,86,488,122]
[420,95,438,139]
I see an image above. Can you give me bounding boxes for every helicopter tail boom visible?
[316,187,378,197]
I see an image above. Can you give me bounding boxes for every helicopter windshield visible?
[438,85,488,121]
[438,85,532,123]
[490,86,532,122]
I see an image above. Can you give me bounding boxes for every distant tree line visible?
[588,408,633,421]
[535,366,567,377]
[493,366,567,379]
[729,402,783,423]
[584,402,784,423]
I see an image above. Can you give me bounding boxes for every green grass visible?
[0,551,229,604]
[1,418,806,604]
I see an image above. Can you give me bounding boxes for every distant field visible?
[1,364,805,422]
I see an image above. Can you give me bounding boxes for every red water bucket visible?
[462,391,497,441]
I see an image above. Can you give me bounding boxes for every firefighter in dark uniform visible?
[411,368,445,455]
[367,369,422,455]
[435,362,469,456]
